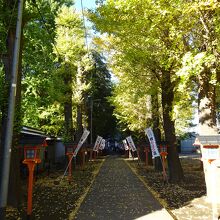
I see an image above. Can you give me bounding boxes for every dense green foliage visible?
[88,0,220,182]
[89,0,220,137]
[0,0,116,141]
[3,0,219,140]
[86,50,116,140]
[0,0,220,184]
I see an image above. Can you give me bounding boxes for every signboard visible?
[100,139,106,150]
[126,136,137,152]
[93,136,102,151]
[202,145,220,160]
[145,127,160,158]
[123,139,129,151]
[73,129,90,157]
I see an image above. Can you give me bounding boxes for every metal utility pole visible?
[90,99,93,144]
[0,0,24,218]
[90,99,101,145]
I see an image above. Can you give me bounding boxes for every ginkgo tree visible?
[0,0,74,209]
[90,0,220,182]
[22,3,116,142]
[89,0,187,182]
[53,5,86,141]
[0,0,116,212]
[176,1,220,135]
[88,0,220,182]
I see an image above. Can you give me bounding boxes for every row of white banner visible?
[93,136,106,151]
[122,128,160,159]
[73,128,90,157]
[72,130,106,157]
[72,127,160,159]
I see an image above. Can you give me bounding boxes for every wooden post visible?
[22,159,40,219]
[137,148,141,165]
[125,150,127,157]
[89,149,93,161]
[26,162,36,218]
[83,151,85,169]
[160,152,168,183]
[94,151,96,160]
[80,150,85,170]
[137,148,140,160]
[67,154,73,183]
[144,147,150,167]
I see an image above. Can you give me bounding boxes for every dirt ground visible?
[127,154,215,220]
[131,155,205,208]
[6,159,103,220]
[6,154,211,220]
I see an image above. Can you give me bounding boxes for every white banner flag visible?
[126,136,137,152]
[93,136,102,151]
[73,128,90,157]
[100,139,106,150]
[145,128,160,158]
[123,139,129,150]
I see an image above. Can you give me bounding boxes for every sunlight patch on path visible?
[172,196,213,220]
[135,208,175,220]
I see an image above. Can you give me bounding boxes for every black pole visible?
[0,0,24,218]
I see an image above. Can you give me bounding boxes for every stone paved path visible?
[74,155,174,220]
[172,196,214,220]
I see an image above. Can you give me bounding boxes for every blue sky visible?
[75,0,97,10]
[74,0,97,29]
[74,1,118,83]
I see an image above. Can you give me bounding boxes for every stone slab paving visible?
[172,196,216,220]
[74,156,174,220]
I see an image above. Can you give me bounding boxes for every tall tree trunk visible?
[151,93,162,171]
[76,104,83,142]
[161,70,183,183]
[88,98,92,144]
[64,66,73,142]
[198,68,218,135]
[64,102,73,142]
[75,62,84,142]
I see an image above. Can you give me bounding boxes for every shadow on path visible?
[73,155,173,220]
